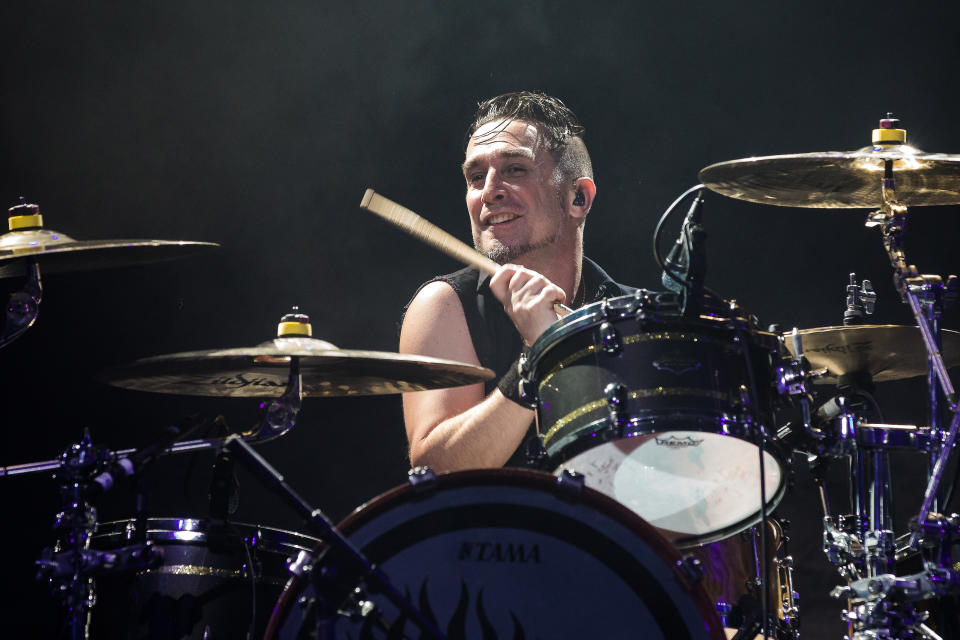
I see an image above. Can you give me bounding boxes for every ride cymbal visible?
[101,336,495,398]
[784,325,960,384]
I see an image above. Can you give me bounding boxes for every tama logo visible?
[654,435,704,449]
[458,542,541,564]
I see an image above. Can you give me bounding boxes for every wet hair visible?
[467,91,593,185]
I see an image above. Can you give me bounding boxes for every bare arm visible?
[399,266,567,473]
[400,280,534,472]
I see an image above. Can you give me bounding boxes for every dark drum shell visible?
[523,294,788,547]
[90,518,317,640]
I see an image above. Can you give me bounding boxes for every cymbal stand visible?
[866,162,960,547]
[0,259,41,350]
[822,160,960,639]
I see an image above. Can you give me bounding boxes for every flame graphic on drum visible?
[353,580,526,639]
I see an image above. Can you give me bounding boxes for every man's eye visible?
[467,173,483,184]
[506,165,527,175]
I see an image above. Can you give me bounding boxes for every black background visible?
[2,1,960,637]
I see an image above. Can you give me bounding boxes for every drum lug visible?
[605,382,629,431]
[288,549,315,578]
[556,468,586,495]
[597,321,622,355]
[407,466,439,493]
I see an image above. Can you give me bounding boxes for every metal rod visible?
[911,408,960,548]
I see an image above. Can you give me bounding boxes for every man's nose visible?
[481,171,506,203]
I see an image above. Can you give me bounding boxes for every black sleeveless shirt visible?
[406,257,636,467]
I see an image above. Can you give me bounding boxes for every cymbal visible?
[784,325,960,384]
[699,145,960,208]
[101,336,496,397]
[0,228,218,279]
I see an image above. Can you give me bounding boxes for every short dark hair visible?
[467,91,593,184]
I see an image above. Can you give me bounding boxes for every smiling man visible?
[399,91,634,472]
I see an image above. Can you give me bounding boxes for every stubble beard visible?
[474,190,567,265]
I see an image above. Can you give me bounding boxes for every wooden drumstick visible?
[360,188,571,317]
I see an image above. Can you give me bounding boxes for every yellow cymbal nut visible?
[872,128,906,145]
[8,213,43,231]
[277,321,312,337]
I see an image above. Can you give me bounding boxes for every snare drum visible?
[90,518,317,640]
[266,469,725,639]
[522,293,788,547]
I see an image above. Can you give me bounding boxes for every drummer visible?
[399,91,635,472]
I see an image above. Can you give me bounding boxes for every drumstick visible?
[360,189,571,317]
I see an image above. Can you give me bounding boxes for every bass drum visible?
[90,518,318,640]
[266,469,725,639]
[522,293,788,548]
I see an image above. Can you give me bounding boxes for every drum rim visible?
[92,517,319,554]
[265,468,726,640]
[525,294,779,380]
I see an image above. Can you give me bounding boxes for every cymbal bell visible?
[699,144,960,208]
[784,325,960,384]
[101,336,495,398]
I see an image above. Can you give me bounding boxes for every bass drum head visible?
[556,431,785,547]
[268,469,725,639]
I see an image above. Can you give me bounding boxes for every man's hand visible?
[489,264,566,347]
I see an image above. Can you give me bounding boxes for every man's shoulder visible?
[406,267,479,307]
[400,267,479,332]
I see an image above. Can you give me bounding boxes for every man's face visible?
[462,119,569,264]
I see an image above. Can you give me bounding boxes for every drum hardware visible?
[845,273,877,326]
[27,416,211,640]
[704,115,960,638]
[222,434,448,640]
[861,133,959,550]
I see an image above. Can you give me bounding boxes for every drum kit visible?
[2,114,959,640]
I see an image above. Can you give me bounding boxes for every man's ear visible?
[570,177,596,219]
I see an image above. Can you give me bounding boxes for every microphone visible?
[660,192,705,312]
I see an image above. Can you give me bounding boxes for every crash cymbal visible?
[0,199,217,278]
[101,336,496,398]
[784,325,960,384]
[700,145,960,209]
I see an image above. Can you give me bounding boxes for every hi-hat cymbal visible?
[101,336,495,397]
[699,145,960,208]
[784,325,960,384]
[0,228,218,279]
